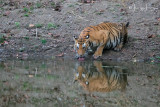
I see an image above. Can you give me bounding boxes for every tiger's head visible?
[73,35,90,60]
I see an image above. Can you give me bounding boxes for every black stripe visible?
[102,25,107,29]
[120,33,122,42]
[95,27,99,31]
[83,30,90,32]
[115,36,119,47]
[89,26,96,31]
[104,23,114,35]
[112,27,120,33]
[89,41,93,47]
[113,36,116,43]
[86,28,92,31]
[117,33,120,43]
[109,39,112,48]
[115,36,118,47]
[102,24,109,30]
[107,32,111,48]
[107,24,115,34]
[98,25,103,29]
[106,23,113,28]
[112,36,116,48]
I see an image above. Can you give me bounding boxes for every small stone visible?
[29,24,34,28]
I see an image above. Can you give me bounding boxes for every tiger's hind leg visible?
[114,32,127,51]
[114,43,123,51]
[113,34,123,51]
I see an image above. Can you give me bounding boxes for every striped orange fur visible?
[73,22,129,59]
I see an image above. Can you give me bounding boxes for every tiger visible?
[73,22,129,60]
[74,61,128,92]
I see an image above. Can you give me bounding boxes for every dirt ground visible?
[0,0,160,62]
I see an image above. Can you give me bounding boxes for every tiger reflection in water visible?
[74,61,128,92]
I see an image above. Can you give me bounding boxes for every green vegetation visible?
[41,64,46,69]
[132,37,138,41]
[23,7,33,17]
[96,12,103,15]
[15,74,19,79]
[47,23,57,29]
[115,4,121,7]
[35,24,43,28]
[23,7,29,12]
[23,82,32,90]
[0,34,5,44]
[149,56,160,64]
[109,8,116,12]
[25,66,29,70]
[41,39,47,44]
[34,45,39,49]
[36,2,42,8]
[24,36,29,40]
[0,1,3,5]
[113,16,117,18]
[75,3,79,5]
[19,47,25,52]
[24,13,29,17]
[61,0,65,2]
[68,4,74,7]
[31,97,48,106]
[30,6,34,11]
[120,17,123,20]
[50,2,55,7]
[156,56,160,59]
[0,7,4,11]
[0,62,5,70]
[15,22,20,28]
[46,75,59,80]
[0,82,2,88]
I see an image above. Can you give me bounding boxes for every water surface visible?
[0,59,160,107]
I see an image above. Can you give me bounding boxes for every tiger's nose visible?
[79,55,84,58]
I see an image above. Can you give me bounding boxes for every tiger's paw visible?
[114,44,123,51]
[114,47,122,51]
[93,54,101,59]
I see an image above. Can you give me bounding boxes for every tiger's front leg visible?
[93,44,105,59]
[93,30,109,59]
[114,33,127,51]
[93,61,104,72]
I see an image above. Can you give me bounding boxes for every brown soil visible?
[0,0,160,62]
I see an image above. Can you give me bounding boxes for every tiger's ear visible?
[86,35,89,39]
[73,36,78,41]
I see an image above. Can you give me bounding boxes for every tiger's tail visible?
[126,22,129,27]
[125,22,129,28]
[122,22,129,44]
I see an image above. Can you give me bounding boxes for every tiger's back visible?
[80,22,128,49]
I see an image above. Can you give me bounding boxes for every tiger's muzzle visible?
[75,54,85,61]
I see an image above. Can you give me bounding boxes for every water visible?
[0,59,160,107]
